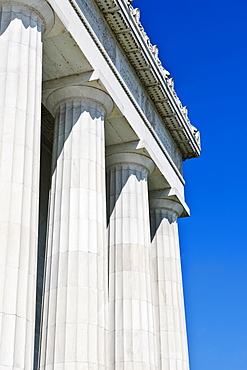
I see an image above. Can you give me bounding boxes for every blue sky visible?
[133,0,247,368]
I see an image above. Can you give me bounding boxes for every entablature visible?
[42,0,196,200]
[78,0,201,160]
[48,0,183,171]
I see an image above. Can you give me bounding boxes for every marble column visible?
[40,86,113,369]
[149,193,189,369]
[107,152,157,369]
[0,1,53,369]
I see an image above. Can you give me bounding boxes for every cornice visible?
[93,0,201,160]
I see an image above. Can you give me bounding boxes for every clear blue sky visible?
[133,0,247,368]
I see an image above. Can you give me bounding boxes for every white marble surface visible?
[0,1,53,368]
[150,196,190,370]
[0,1,194,368]
[107,152,157,369]
[46,0,187,196]
[40,86,113,369]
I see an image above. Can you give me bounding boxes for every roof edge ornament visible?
[129,4,201,149]
[82,0,201,157]
[167,78,201,149]
[130,5,170,81]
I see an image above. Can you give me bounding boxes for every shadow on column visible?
[34,102,108,368]
[106,166,142,224]
[150,209,175,242]
[33,106,53,370]
[0,6,43,36]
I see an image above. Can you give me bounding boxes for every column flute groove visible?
[0,1,54,368]
[150,194,190,369]
[107,152,157,369]
[40,86,113,369]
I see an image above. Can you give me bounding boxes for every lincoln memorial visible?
[0,0,201,368]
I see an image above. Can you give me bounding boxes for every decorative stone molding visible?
[91,0,201,159]
[130,6,170,80]
[75,0,117,62]
[167,78,201,148]
[128,4,197,141]
[70,0,200,166]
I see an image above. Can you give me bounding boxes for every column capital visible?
[0,0,54,35]
[150,198,183,221]
[106,152,155,176]
[44,85,114,118]
[149,188,190,219]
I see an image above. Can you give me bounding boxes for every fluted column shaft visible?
[40,86,113,369]
[107,152,157,369]
[0,1,53,369]
[150,197,189,369]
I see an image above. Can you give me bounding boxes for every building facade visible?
[0,0,201,369]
